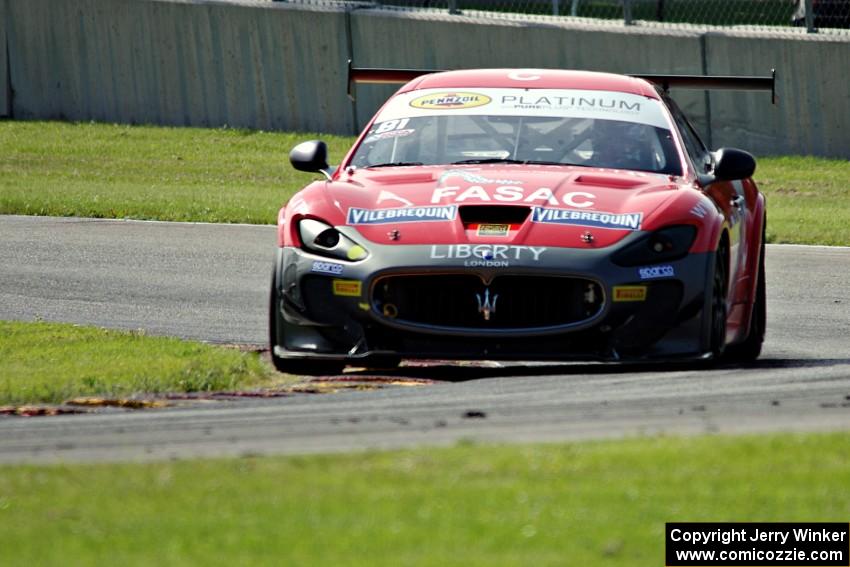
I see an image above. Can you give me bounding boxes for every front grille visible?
[372,274,604,330]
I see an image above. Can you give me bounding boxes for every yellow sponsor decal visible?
[476,224,510,237]
[613,285,647,302]
[332,279,362,297]
[410,91,492,110]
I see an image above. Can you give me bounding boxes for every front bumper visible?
[272,233,712,362]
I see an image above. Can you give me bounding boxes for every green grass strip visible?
[2,120,849,245]
[0,432,848,565]
[0,321,272,405]
[756,155,850,246]
[0,120,353,225]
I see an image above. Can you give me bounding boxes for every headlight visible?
[298,219,368,261]
[612,225,697,267]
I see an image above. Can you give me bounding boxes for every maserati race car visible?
[270,66,773,374]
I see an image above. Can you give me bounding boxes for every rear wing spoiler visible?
[347,60,777,104]
[634,71,776,104]
[347,61,441,100]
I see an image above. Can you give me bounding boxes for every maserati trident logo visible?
[476,288,498,321]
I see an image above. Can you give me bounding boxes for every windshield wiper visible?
[452,158,580,166]
[521,160,581,167]
[367,162,424,168]
[451,158,526,165]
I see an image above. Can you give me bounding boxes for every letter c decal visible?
[508,71,541,82]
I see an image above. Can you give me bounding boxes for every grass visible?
[756,155,850,246]
[1,120,849,245]
[0,432,848,565]
[0,321,272,405]
[0,121,353,224]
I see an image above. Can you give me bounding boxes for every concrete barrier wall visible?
[5,0,353,132]
[705,32,850,158]
[1,0,9,117]
[5,0,850,156]
[350,11,850,157]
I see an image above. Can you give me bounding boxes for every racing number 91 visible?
[374,118,410,134]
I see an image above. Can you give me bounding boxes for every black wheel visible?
[269,264,345,376]
[724,237,766,362]
[708,243,729,359]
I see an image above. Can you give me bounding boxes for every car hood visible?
[298,164,685,248]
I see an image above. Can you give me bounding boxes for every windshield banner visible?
[375,88,669,129]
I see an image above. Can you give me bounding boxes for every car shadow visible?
[344,357,850,383]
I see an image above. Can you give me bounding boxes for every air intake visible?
[459,205,530,225]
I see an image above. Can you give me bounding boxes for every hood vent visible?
[574,174,646,189]
[459,205,530,225]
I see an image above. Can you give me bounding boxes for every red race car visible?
[270,65,773,374]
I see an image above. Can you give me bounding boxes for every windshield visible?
[350,88,681,175]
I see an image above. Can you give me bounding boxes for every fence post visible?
[623,0,633,25]
[804,0,816,32]
[552,0,559,16]
[570,0,580,17]
[448,0,459,15]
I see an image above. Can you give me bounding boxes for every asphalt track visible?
[1,215,850,464]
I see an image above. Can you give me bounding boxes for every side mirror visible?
[713,148,756,181]
[290,140,331,180]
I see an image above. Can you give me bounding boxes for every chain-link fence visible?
[274,0,850,31]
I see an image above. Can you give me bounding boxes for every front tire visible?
[724,237,766,362]
[269,264,345,376]
[709,244,729,359]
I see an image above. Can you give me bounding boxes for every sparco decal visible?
[432,186,594,207]
[311,261,344,275]
[410,92,492,110]
[638,265,675,280]
[532,207,642,230]
[430,244,546,267]
[347,205,457,225]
